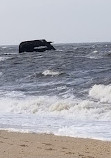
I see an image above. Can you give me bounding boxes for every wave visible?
[22,69,64,80]
[86,49,111,59]
[1,46,7,49]
[89,84,111,103]
[0,56,11,62]
[93,50,98,53]
[85,49,111,59]
[55,121,111,140]
[0,84,111,121]
[86,50,101,59]
[42,70,63,76]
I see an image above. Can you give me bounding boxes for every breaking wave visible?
[0,84,111,121]
[89,84,111,103]
[42,70,63,76]
[20,70,64,82]
[0,56,10,62]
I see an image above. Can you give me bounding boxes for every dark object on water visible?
[19,39,56,53]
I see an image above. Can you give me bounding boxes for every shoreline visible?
[0,130,111,158]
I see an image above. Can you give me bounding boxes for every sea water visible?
[0,43,111,141]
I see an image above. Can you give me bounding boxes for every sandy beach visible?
[0,130,111,158]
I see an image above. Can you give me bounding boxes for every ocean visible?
[0,43,111,141]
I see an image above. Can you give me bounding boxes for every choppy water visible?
[0,43,111,140]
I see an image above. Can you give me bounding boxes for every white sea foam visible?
[1,46,7,49]
[56,122,111,141]
[0,114,110,141]
[86,50,102,59]
[0,56,11,61]
[0,84,111,141]
[0,86,111,121]
[42,70,61,76]
[0,98,15,112]
[93,50,98,53]
[89,84,111,103]
[0,128,30,133]
[0,57,7,61]
[86,54,98,59]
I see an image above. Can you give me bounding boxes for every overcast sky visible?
[0,0,111,44]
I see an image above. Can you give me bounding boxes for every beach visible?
[0,130,111,158]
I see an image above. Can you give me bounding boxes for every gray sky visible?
[0,0,111,44]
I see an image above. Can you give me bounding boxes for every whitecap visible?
[93,50,98,53]
[89,84,111,103]
[42,70,62,76]
[0,56,10,61]
[1,46,7,49]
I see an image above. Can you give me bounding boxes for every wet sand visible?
[0,130,111,158]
